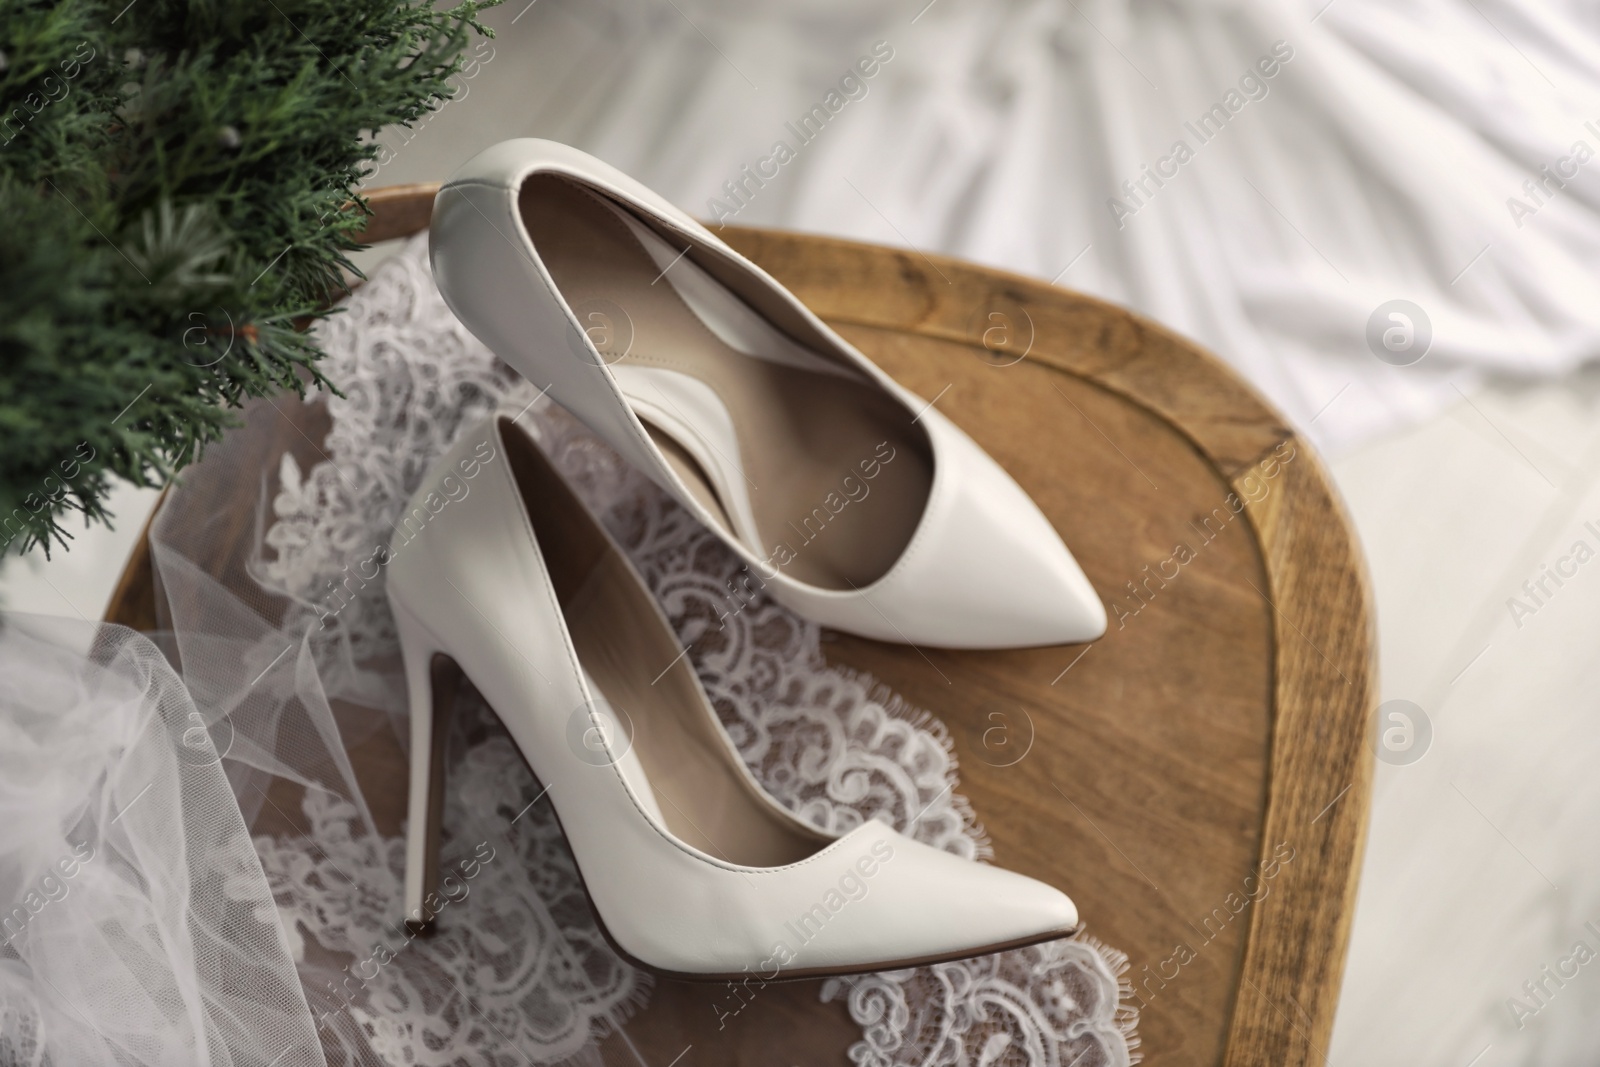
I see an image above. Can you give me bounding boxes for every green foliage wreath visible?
[0,0,493,557]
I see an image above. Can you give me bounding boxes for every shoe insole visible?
[569,546,825,868]
[503,416,826,869]
[520,175,933,591]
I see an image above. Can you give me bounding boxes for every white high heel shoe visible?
[386,413,1080,979]
[429,138,1106,649]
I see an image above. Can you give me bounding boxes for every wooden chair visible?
[107,184,1375,1066]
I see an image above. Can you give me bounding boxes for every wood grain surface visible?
[105,184,1375,1066]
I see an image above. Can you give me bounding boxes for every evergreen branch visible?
[0,0,498,558]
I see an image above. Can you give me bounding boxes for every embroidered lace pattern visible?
[239,235,1139,1065]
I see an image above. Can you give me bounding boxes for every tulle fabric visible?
[0,615,323,1067]
[0,235,1138,1065]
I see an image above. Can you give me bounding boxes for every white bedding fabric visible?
[443,0,1600,456]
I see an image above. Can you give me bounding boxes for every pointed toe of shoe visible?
[835,411,1106,649]
[974,859,1080,944]
[962,499,1107,648]
[1016,874,1080,935]
[811,825,1080,971]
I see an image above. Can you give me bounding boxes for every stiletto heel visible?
[395,602,462,935]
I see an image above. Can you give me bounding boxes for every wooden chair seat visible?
[106,184,1374,1066]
